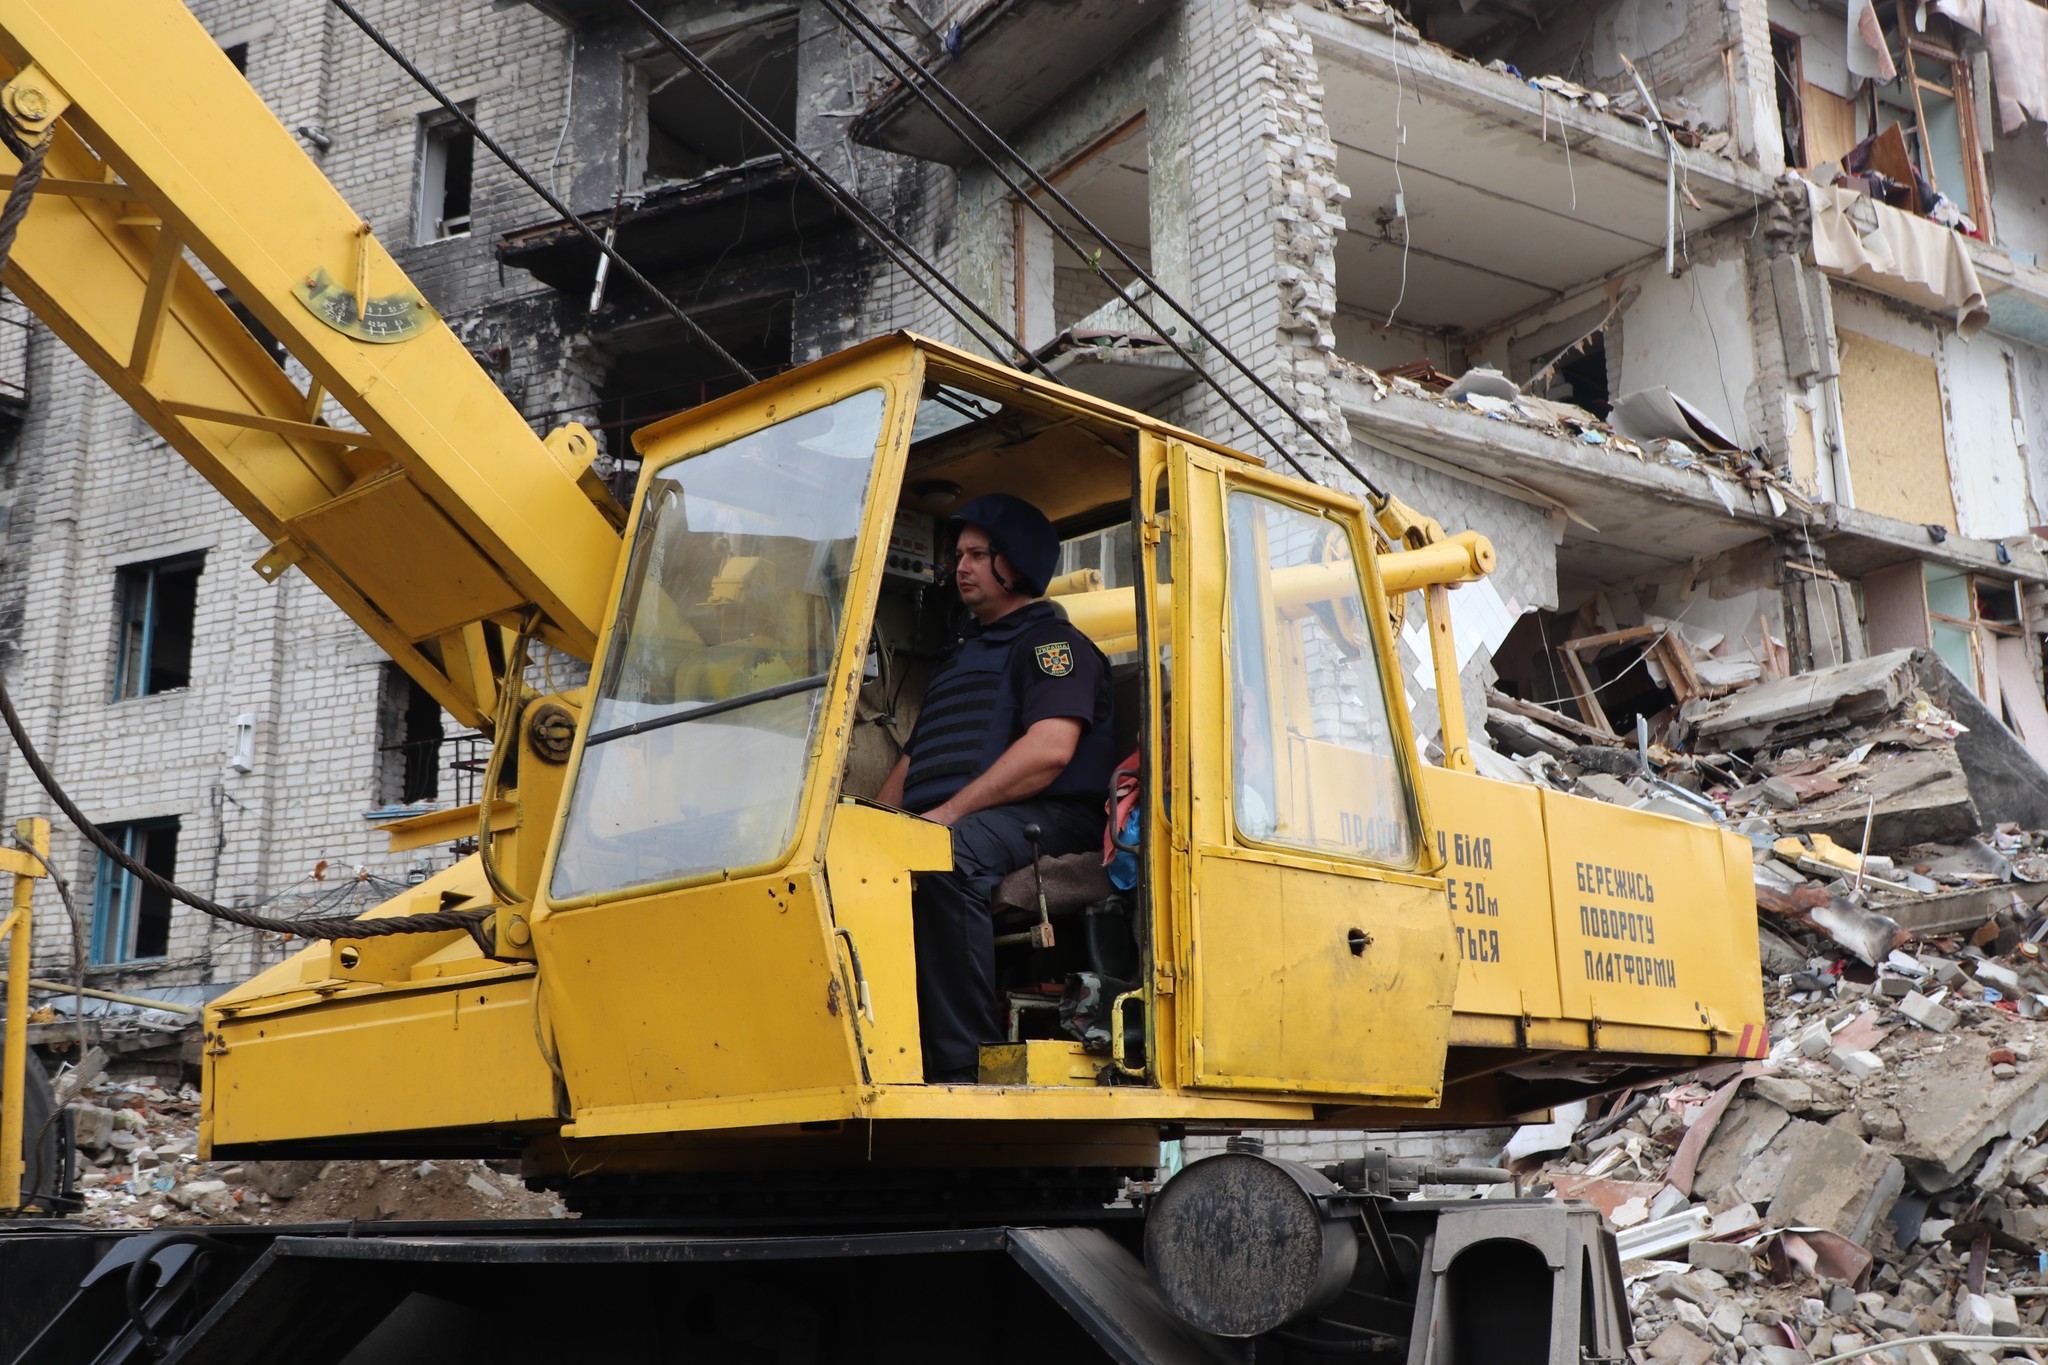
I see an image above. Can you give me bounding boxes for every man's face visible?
[953,524,1025,623]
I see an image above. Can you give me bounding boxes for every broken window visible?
[633,17,797,185]
[1867,562,2023,703]
[414,106,475,245]
[90,819,178,964]
[113,555,202,701]
[376,663,443,806]
[1013,116,1150,352]
[1873,6,1990,233]
[1771,26,1807,171]
[587,295,793,495]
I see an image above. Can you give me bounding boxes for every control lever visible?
[1024,824,1055,949]
[994,824,1056,950]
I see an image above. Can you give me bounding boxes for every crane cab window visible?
[1226,491,1416,867]
[845,379,1143,804]
[550,388,886,902]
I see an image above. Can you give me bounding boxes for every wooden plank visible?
[1559,624,1658,653]
[1653,634,1704,702]
[1801,83,1860,168]
[1558,647,1613,736]
[1485,688,1621,746]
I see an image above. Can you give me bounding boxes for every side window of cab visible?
[1224,490,1417,867]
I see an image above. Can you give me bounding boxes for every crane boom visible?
[0,2,620,729]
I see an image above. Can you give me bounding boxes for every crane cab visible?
[516,332,1473,1162]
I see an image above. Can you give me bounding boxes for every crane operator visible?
[877,494,1116,1084]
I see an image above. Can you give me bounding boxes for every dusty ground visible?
[237,1158,565,1224]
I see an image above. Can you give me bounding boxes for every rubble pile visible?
[1494,648,2048,1359]
[1335,353,1806,512]
[61,1072,563,1228]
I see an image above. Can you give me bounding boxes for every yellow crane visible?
[0,4,1763,1360]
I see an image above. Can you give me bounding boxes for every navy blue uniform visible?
[902,601,1114,1077]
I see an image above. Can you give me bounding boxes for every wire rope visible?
[614,0,1061,383]
[326,0,757,382]
[817,0,1392,502]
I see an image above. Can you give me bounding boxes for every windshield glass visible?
[550,388,887,900]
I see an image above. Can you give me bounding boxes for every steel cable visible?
[326,0,758,383]
[0,665,490,941]
[615,0,1062,383]
[818,0,1391,502]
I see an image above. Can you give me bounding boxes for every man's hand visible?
[923,717,1083,826]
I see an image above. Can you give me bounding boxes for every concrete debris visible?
[51,1071,564,1229]
[1493,644,2048,1351]
[1684,649,1927,751]
[1345,354,1803,510]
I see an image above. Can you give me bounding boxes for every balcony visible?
[851,0,1171,164]
[496,158,838,295]
[1298,5,1777,338]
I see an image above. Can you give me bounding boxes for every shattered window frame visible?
[413,104,476,246]
[1874,4,1992,239]
[630,14,800,188]
[112,554,203,702]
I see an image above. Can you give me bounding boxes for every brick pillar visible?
[1253,1,1353,480]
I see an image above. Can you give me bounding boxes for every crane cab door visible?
[1168,453,1457,1104]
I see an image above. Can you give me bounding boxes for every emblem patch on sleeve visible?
[1034,641,1074,677]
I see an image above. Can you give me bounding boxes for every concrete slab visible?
[1766,1122,1906,1247]
[1691,1097,1793,1204]
[1774,746,1980,849]
[1873,880,2048,937]
[1735,1123,1808,1209]
[1892,1035,2048,1186]
[1914,651,2048,831]
[851,0,1170,164]
[1683,650,1919,751]
[1750,1076,1815,1113]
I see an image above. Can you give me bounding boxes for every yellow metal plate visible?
[822,802,951,1085]
[289,469,525,642]
[1540,791,1764,1039]
[979,1041,1102,1087]
[1418,767,1564,1020]
[204,975,557,1150]
[535,869,863,1131]
[1187,854,1455,1102]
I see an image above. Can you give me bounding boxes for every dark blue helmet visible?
[948,493,1058,597]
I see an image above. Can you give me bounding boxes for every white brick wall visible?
[0,0,577,989]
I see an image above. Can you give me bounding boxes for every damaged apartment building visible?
[0,0,2047,1013]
